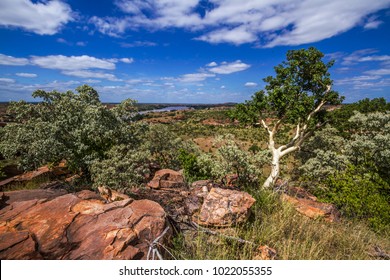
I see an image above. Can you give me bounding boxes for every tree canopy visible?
[0,85,140,177]
[233,47,344,188]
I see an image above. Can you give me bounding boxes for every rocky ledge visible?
[0,189,168,260]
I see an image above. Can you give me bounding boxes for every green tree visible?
[0,85,141,180]
[233,47,343,188]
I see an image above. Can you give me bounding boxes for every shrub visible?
[178,149,210,182]
[0,85,142,181]
[90,144,151,191]
[323,166,390,233]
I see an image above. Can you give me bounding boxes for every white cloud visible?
[16,72,37,78]
[120,58,134,63]
[0,78,15,83]
[208,60,251,74]
[90,0,390,47]
[120,41,157,47]
[245,82,258,87]
[62,70,121,81]
[83,79,101,84]
[0,0,73,35]
[206,62,217,67]
[179,73,215,83]
[336,75,381,85]
[364,69,390,76]
[76,41,87,47]
[364,16,383,29]
[89,16,132,37]
[57,38,68,44]
[335,74,390,90]
[0,53,29,66]
[196,26,257,45]
[341,49,378,65]
[358,55,390,62]
[30,55,116,71]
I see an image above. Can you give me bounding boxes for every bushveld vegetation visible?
[0,48,389,259]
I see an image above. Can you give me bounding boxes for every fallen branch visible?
[147,226,170,260]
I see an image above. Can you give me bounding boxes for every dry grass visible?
[170,189,390,260]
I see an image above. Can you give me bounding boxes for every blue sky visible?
[0,0,389,103]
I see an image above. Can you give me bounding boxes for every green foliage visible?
[233,47,343,125]
[299,125,349,182]
[143,124,196,170]
[90,144,151,191]
[178,149,209,182]
[300,111,390,232]
[327,98,390,134]
[0,85,141,179]
[323,166,390,233]
[190,134,269,187]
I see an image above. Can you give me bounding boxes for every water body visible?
[139,106,191,114]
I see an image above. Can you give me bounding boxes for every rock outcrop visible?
[195,187,256,227]
[0,190,168,260]
[147,169,184,189]
[0,161,69,189]
[282,187,340,222]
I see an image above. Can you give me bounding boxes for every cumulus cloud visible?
[0,54,29,66]
[16,73,37,78]
[207,60,251,74]
[90,0,390,47]
[0,0,73,35]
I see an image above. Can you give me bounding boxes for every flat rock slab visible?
[0,190,168,260]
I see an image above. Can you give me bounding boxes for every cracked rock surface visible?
[0,189,167,260]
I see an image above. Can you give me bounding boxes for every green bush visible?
[321,166,390,233]
[0,85,140,176]
[90,144,151,191]
[178,149,210,182]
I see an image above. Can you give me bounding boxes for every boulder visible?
[0,190,168,260]
[281,193,340,222]
[185,180,212,216]
[147,169,185,189]
[195,187,256,227]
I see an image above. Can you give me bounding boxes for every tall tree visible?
[234,47,344,188]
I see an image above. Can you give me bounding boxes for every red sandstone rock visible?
[0,190,168,260]
[147,169,184,189]
[0,161,69,189]
[281,193,340,222]
[195,187,256,227]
